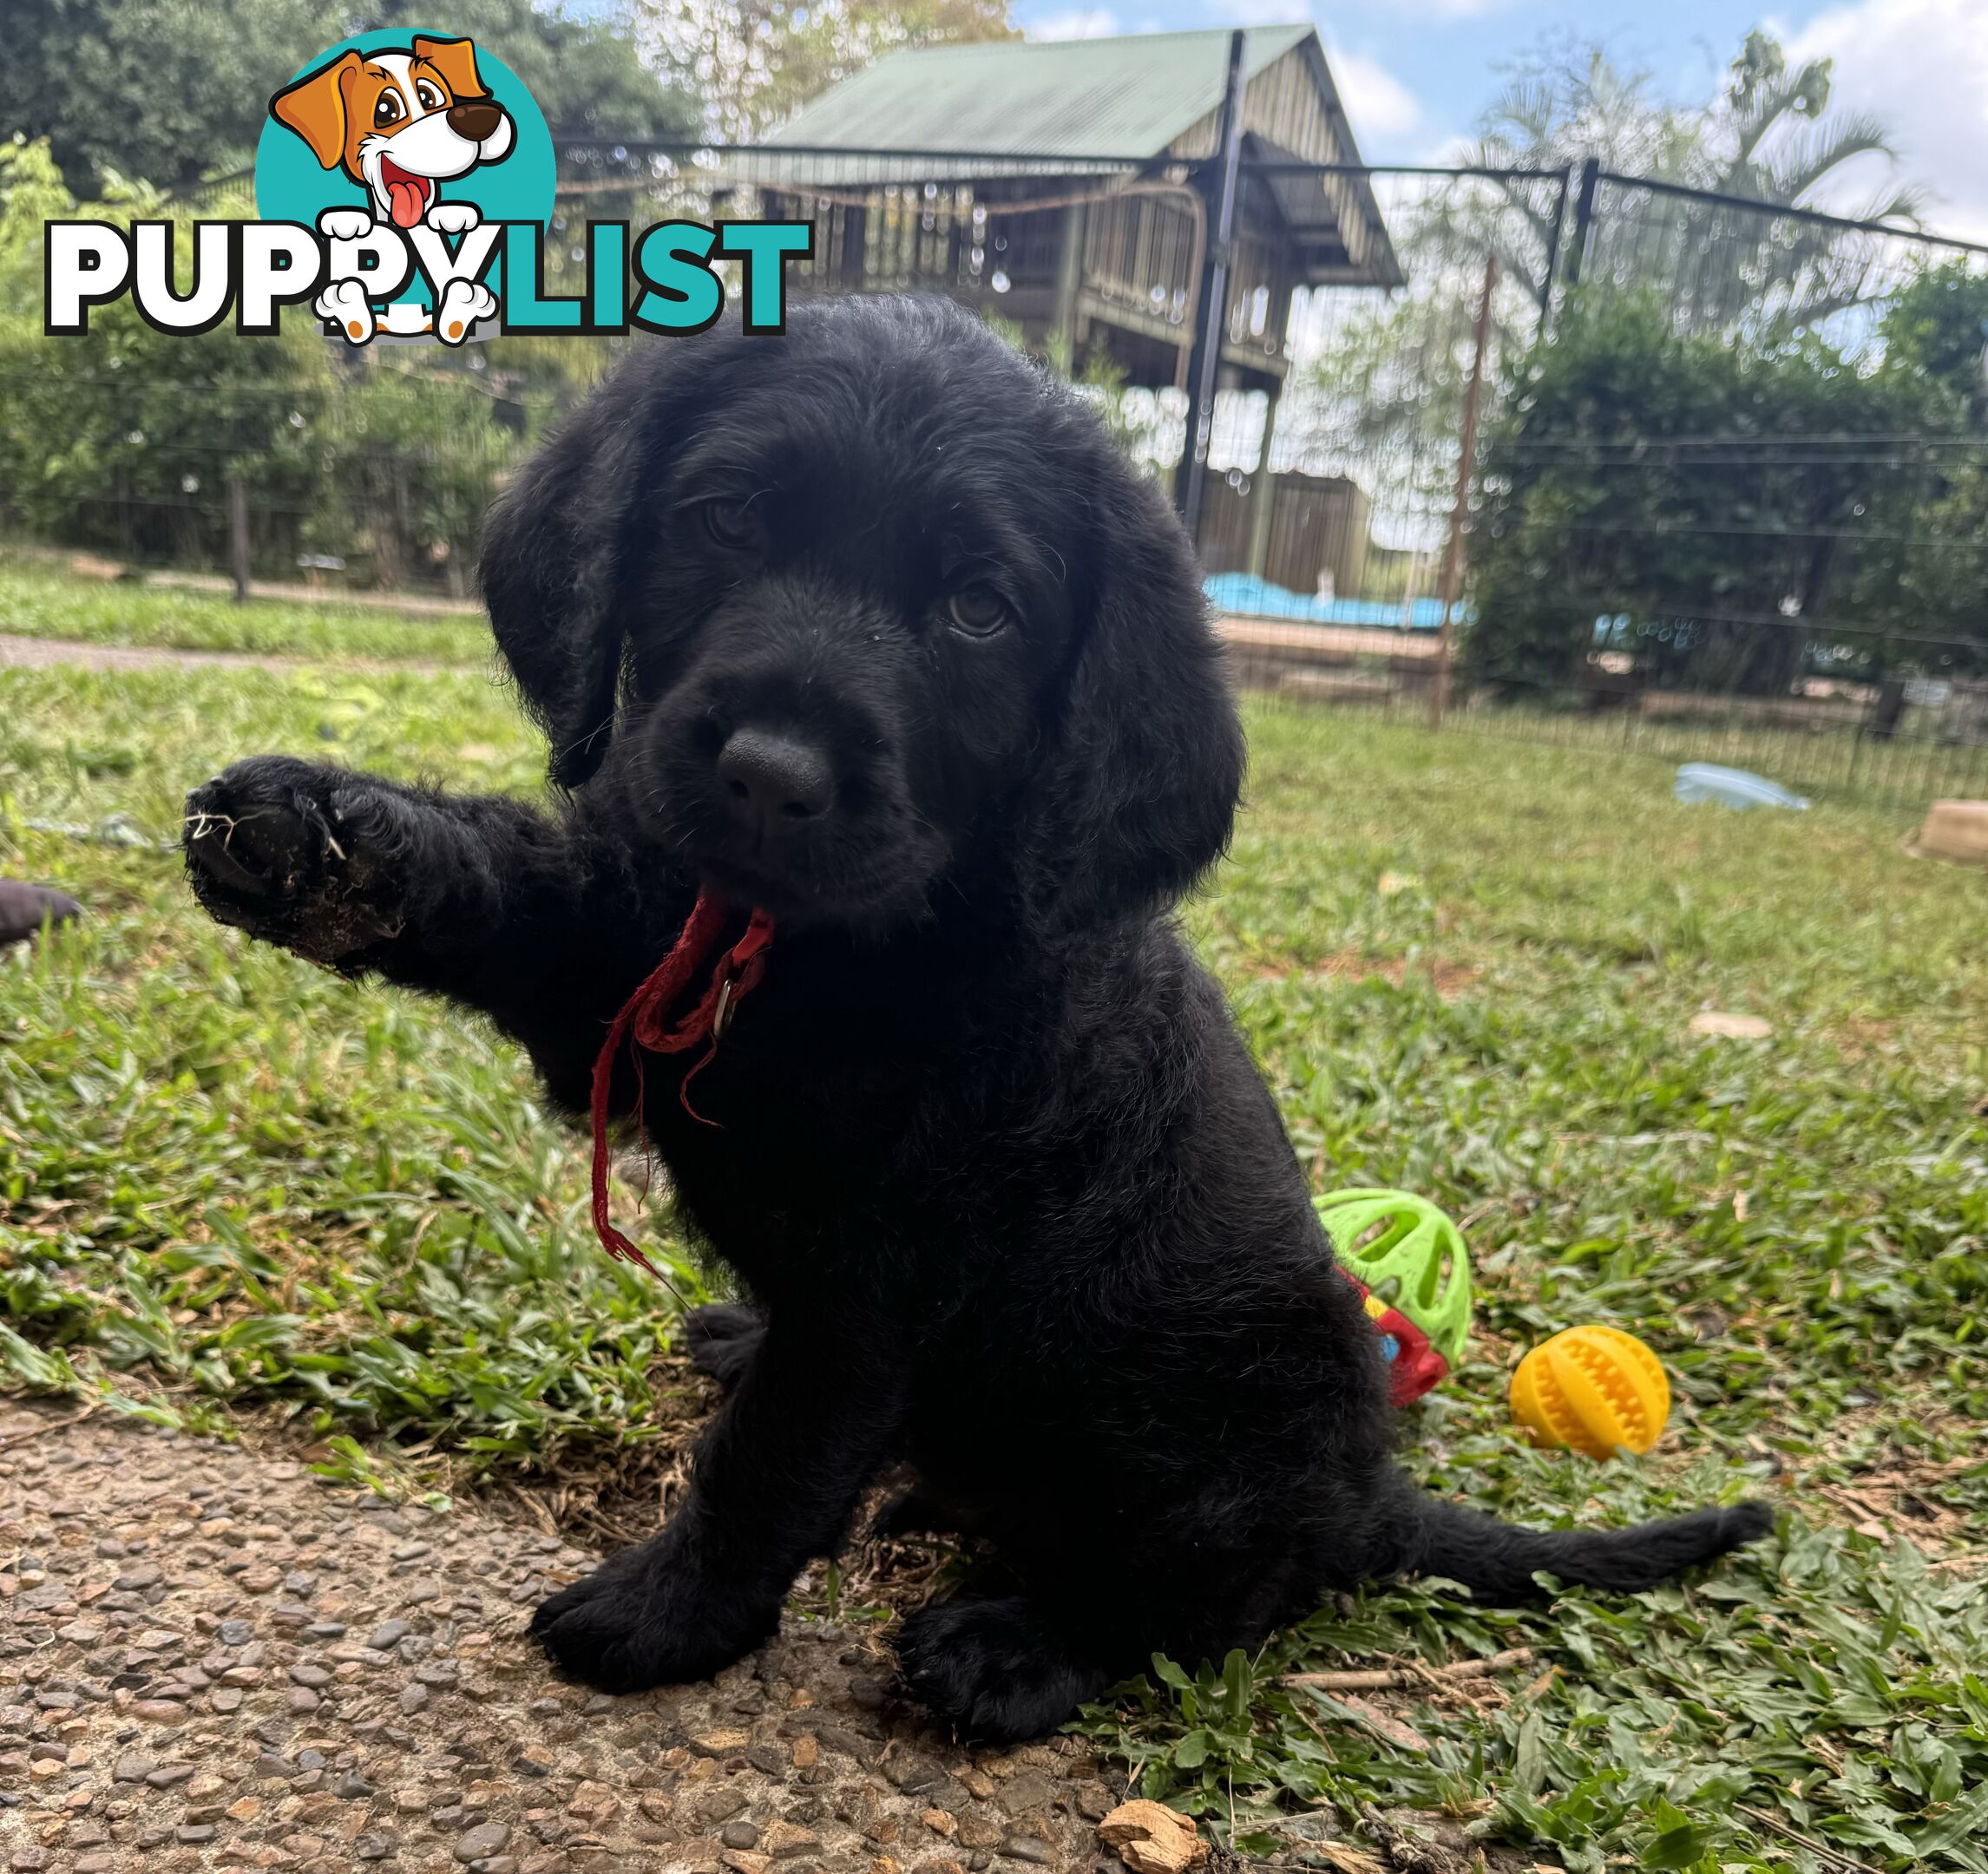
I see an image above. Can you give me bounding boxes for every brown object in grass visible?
[1907,800,1988,865]
[1280,1645,1534,1692]
[1098,1802,1208,1874]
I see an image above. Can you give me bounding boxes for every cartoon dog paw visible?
[317,207,375,242]
[433,278,496,345]
[316,278,376,345]
[424,201,482,236]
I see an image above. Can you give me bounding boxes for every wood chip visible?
[1313,1847,1385,1874]
[1280,1646,1532,1691]
[1689,1011,1773,1039]
[1331,1695,1432,1753]
[1097,1800,1207,1874]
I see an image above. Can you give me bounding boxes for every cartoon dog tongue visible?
[386,175,428,228]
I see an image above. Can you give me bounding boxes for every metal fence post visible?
[1538,165,1572,321]
[1565,157,1601,288]
[1431,252,1498,732]
[228,477,251,604]
[1177,28,1248,541]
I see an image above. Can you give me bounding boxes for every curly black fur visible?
[183,296,1771,1741]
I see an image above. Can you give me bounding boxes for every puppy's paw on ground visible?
[896,1596,1105,1742]
[529,1548,773,1694]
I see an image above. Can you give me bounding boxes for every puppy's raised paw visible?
[182,757,405,963]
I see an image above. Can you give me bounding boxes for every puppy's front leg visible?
[531,1317,904,1691]
[182,755,581,987]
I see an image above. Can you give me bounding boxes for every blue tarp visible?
[1204,572,1459,632]
[1674,763,1810,811]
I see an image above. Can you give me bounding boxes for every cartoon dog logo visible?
[269,35,512,343]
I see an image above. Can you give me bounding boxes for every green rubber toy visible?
[1315,1189,1473,1405]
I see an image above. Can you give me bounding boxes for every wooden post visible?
[228,477,251,604]
[1431,252,1497,731]
[1052,200,1088,364]
[1244,384,1282,577]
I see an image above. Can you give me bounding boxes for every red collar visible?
[588,888,775,1275]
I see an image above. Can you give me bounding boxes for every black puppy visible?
[183,296,1769,1740]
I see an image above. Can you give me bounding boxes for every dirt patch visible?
[0,635,459,679]
[1252,954,1480,1000]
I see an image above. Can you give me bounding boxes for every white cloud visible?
[1331,49,1423,139]
[1775,0,1988,242]
[1027,8,1122,38]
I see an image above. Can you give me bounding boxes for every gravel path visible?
[0,1403,1122,1874]
[0,636,459,677]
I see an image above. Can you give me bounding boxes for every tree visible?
[640,0,1015,142]
[1460,291,1967,698]
[0,140,520,585]
[352,0,697,142]
[1281,29,1923,576]
[0,0,346,191]
[1857,264,1988,665]
[1706,31,1918,225]
[1879,260,1988,420]
[0,0,693,193]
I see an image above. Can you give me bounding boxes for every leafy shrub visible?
[1462,290,1972,697]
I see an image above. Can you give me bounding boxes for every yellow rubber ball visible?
[1510,1325,1670,1458]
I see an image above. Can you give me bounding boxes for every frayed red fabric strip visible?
[587,889,774,1274]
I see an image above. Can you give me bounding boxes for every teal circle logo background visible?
[253,29,555,311]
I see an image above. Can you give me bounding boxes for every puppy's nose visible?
[717,729,834,836]
[447,101,503,141]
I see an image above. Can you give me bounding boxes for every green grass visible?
[0,557,489,665]
[3,659,1985,1872]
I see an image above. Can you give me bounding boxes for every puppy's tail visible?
[1394,1491,1775,1598]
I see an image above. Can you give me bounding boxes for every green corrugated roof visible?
[763,26,1315,161]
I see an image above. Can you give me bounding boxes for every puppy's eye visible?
[416,82,444,112]
[702,499,765,550]
[946,584,1011,638]
[373,92,404,128]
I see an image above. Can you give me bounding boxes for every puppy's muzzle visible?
[447,101,504,141]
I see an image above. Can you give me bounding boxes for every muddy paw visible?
[182,757,404,963]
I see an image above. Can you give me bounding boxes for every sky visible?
[1009,0,1988,241]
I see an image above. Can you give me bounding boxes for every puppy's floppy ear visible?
[1022,462,1244,927]
[270,51,359,170]
[480,396,653,790]
[413,36,489,102]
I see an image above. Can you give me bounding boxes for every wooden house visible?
[738,25,1401,416]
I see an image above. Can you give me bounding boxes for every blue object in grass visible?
[1674,763,1810,811]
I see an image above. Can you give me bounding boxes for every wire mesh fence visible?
[1211,161,1988,809]
[6,144,1987,807]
